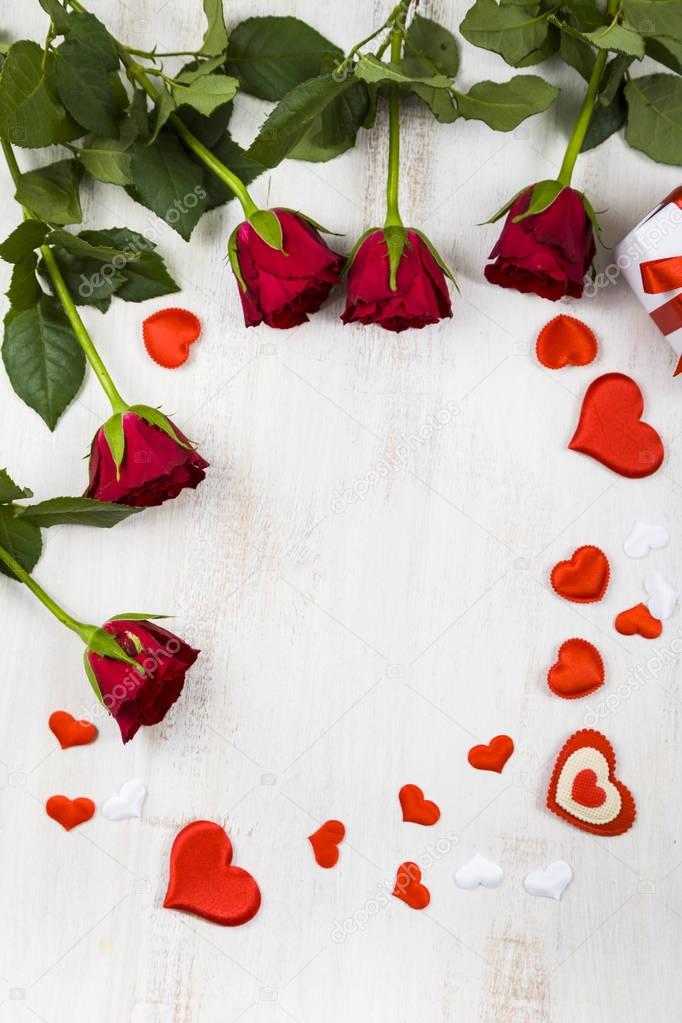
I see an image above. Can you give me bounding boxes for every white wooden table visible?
[1,2,681,1020]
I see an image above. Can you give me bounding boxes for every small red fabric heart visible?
[569,373,664,478]
[399,784,440,826]
[164,820,261,926]
[547,638,605,699]
[143,308,201,369]
[571,768,606,808]
[392,861,430,910]
[550,545,610,603]
[49,710,98,749]
[45,795,95,831]
[308,820,345,868]
[467,735,514,773]
[536,314,597,369]
[547,729,636,836]
[615,603,663,639]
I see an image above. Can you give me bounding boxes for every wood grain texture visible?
[1,1,682,1021]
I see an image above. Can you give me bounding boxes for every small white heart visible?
[623,521,670,559]
[454,853,504,890]
[524,860,573,901]
[644,571,679,620]
[102,779,146,822]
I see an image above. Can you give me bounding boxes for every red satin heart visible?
[164,820,261,926]
[547,638,605,699]
[536,314,597,369]
[49,710,98,749]
[399,784,440,826]
[569,373,664,478]
[143,308,201,369]
[615,603,663,639]
[467,734,514,773]
[392,861,430,910]
[571,768,606,808]
[308,820,345,868]
[547,729,636,836]
[45,795,95,831]
[551,545,610,603]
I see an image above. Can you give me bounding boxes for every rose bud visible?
[484,183,596,301]
[341,226,453,332]
[86,406,208,508]
[228,207,344,328]
[84,617,199,743]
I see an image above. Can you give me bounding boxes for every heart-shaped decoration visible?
[163,820,261,926]
[454,853,504,890]
[308,819,345,868]
[468,735,514,773]
[48,710,98,749]
[546,729,636,836]
[623,520,669,559]
[399,784,440,826]
[547,638,604,699]
[615,603,662,639]
[143,308,201,369]
[644,571,679,620]
[102,779,147,822]
[524,860,573,901]
[550,545,610,603]
[45,795,95,831]
[536,314,597,369]
[392,861,430,910]
[569,373,664,478]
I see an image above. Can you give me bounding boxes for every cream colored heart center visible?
[556,748,621,825]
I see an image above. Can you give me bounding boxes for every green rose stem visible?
[1,139,128,415]
[384,26,404,229]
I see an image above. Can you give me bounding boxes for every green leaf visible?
[513,179,564,220]
[176,96,234,148]
[172,74,239,117]
[201,0,229,57]
[0,507,42,578]
[2,295,85,429]
[18,496,141,527]
[0,41,82,148]
[54,28,121,136]
[46,229,138,264]
[355,54,451,89]
[583,19,645,57]
[78,116,138,185]
[15,159,82,225]
[226,16,343,101]
[128,130,207,240]
[0,468,32,503]
[625,73,682,164]
[583,82,627,149]
[645,34,682,72]
[102,412,125,472]
[78,228,179,302]
[289,78,371,162]
[128,404,191,449]
[248,209,284,250]
[460,0,551,67]
[599,53,634,105]
[559,31,596,80]
[402,14,460,121]
[624,0,682,44]
[7,253,42,310]
[455,74,559,130]
[0,221,49,263]
[38,0,72,34]
[85,626,142,670]
[41,249,124,309]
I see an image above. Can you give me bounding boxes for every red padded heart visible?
[45,795,95,831]
[143,308,201,369]
[308,819,345,868]
[467,734,514,773]
[569,373,664,478]
[49,710,98,749]
[551,545,609,603]
[536,314,597,369]
[547,729,636,836]
[615,603,663,639]
[571,769,606,808]
[163,820,261,926]
[547,638,605,699]
[399,784,440,826]
[392,861,430,910]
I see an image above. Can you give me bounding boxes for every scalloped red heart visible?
[536,315,597,369]
[550,545,610,603]
[143,308,201,369]
[547,638,605,699]
[615,603,662,639]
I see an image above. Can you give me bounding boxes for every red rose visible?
[232,209,344,328]
[86,619,199,743]
[484,185,595,301]
[86,409,208,508]
[341,229,452,332]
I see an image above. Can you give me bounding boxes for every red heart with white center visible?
[546,730,636,836]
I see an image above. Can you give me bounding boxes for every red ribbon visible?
[637,191,682,375]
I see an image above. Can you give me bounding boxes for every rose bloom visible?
[341,229,452,332]
[484,186,595,301]
[86,619,199,743]
[234,209,344,328]
[87,411,208,507]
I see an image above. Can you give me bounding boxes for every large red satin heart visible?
[163,820,261,926]
[49,710,98,749]
[143,308,201,369]
[45,795,95,831]
[615,603,663,639]
[547,638,605,699]
[467,735,514,773]
[536,314,597,369]
[399,784,441,825]
[392,861,430,910]
[569,373,664,478]
[571,769,606,808]
[550,545,610,603]
[308,820,345,868]
[546,729,636,836]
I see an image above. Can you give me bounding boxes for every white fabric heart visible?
[644,571,679,620]
[524,860,572,901]
[102,779,146,822]
[454,853,504,890]
[623,521,669,559]
[555,748,621,826]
